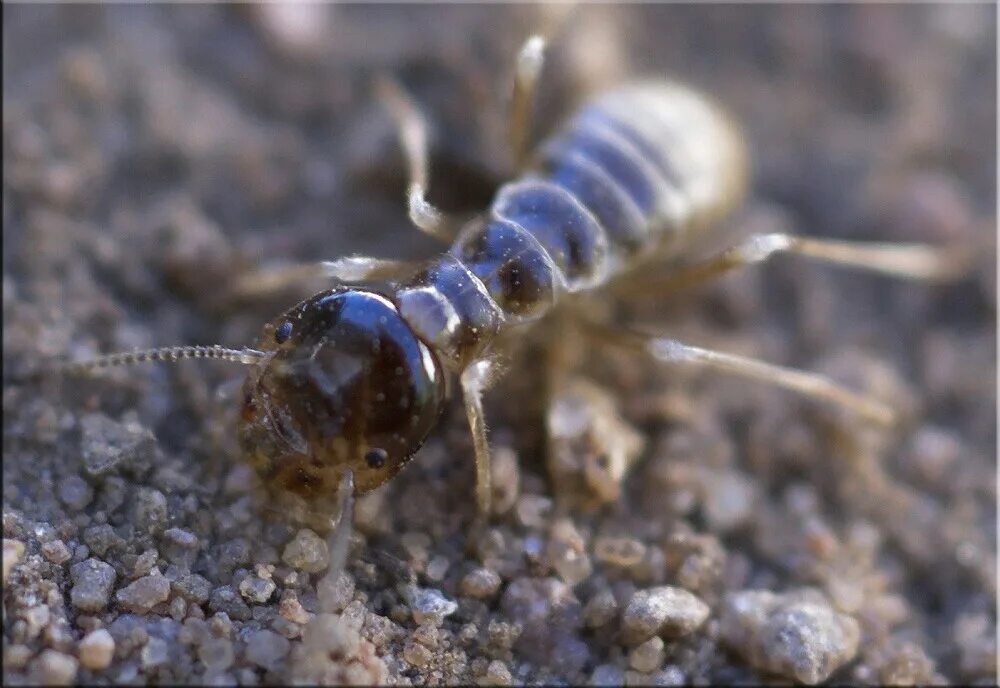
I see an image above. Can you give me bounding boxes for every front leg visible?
[460,359,498,516]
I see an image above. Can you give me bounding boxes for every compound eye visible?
[274,320,293,344]
[364,447,388,469]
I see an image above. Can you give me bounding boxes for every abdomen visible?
[473,81,749,295]
[400,82,749,367]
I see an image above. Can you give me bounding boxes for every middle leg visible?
[227,255,419,301]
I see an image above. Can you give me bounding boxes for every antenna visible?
[59,345,266,375]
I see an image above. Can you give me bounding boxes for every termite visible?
[56,34,968,585]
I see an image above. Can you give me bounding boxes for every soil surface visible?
[3,4,996,686]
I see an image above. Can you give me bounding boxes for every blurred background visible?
[3,4,996,686]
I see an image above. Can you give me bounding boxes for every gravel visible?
[629,636,666,673]
[460,567,503,599]
[406,586,459,626]
[56,475,93,511]
[207,585,252,621]
[69,558,117,613]
[281,529,328,573]
[244,629,290,671]
[115,574,171,614]
[79,414,155,479]
[78,629,115,671]
[32,649,78,686]
[238,575,276,604]
[621,586,711,644]
[173,573,213,605]
[720,589,861,684]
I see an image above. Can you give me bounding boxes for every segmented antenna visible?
[60,345,266,375]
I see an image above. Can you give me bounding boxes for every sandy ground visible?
[2,4,996,686]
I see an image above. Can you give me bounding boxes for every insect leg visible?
[227,256,417,300]
[581,319,897,428]
[375,75,461,242]
[460,359,496,515]
[317,467,355,611]
[508,35,546,170]
[628,233,970,296]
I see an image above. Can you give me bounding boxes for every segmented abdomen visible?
[397,82,747,367]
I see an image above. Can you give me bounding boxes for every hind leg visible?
[508,35,547,170]
[578,317,897,427]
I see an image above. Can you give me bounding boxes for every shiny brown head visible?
[239,288,446,498]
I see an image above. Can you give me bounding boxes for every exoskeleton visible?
[61,34,966,583]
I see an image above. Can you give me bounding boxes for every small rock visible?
[406,586,458,626]
[591,663,625,686]
[245,629,290,670]
[500,577,584,671]
[141,637,168,668]
[5,644,32,670]
[161,528,199,568]
[239,576,276,604]
[701,469,756,533]
[3,539,25,580]
[622,586,710,644]
[78,629,115,671]
[483,659,513,686]
[663,533,726,596]
[515,495,553,529]
[208,585,251,621]
[585,591,619,631]
[57,474,93,510]
[279,596,311,625]
[80,413,154,478]
[317,571,354,613]
[403,640,433,667]
[173,573,213,604]
[870,640,939,685]
[629,636,665,673]
[293,613,388,684]
[460,568,502,599]
[550,633,591,676]
[282,529,328,573]
[24,605,51,639]
[547,518,593,586]
[132,488,168,534]
[486,619,522,651]
[547,378,645,507]
[198,637,235,671]
[425,554,450,582]
[719,589,860,684]
[115,573,170,613]
[33,649,79,685]
[70,558,117,612]
[132,548,158,577]
[652,666,686,686]
[625,669,651,685]
[217,538,251,572]
[82,524,124,557]
[412,623,439,649]
[42,539,72,565]
[594,536,647,570]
